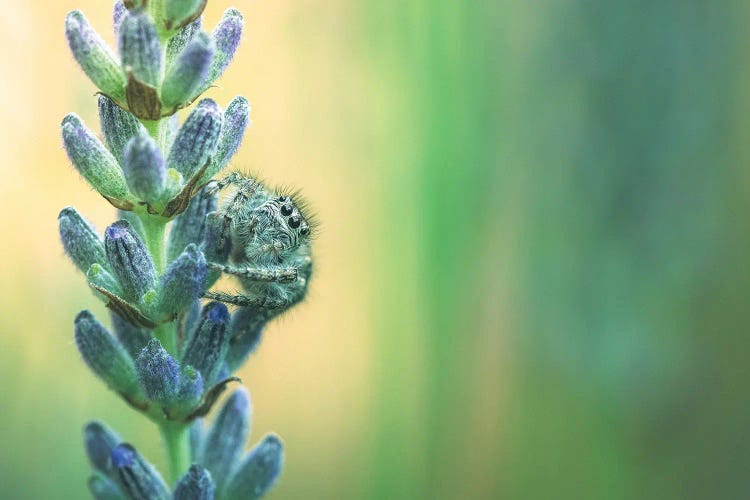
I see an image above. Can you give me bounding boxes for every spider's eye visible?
[300,226,310,236]
[288,215,301,228]
[280,205,293,216]
[277,196,288,203]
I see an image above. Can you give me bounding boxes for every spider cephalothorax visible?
[202,172,313,314]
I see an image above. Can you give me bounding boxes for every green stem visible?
[160,422,191,486]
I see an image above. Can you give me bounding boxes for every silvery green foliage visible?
[61,2,309,498]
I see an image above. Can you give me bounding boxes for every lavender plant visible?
[60,1,314,497]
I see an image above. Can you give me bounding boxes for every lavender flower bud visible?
[136,339,180,404]
[83,421,121,477]
[203,8,243,90]
[190,420,205,463]
[65,10,126,101]
[165,0,207,30]
[122,131,166,201]
[62,114,131,201]
[226,306,266,372]
[168,186,217,262]
[166,18,202,66]
[159,244,207,317]
[172,365,204,417]
[181,302,230,385]
[110,444,170,500]
[98,95,145,165]
[174,464,214,500]
[202,212,230,287]
[113,2,126,37]
[88,475,125,500]
[74,311,140,398]
[111,311,151,359]
[105,220,157,302]
[161,32,213,110]
[58,207,107,274]
[87,263,124,299]
[201,96,250,184]
[223,434,283,500]
[167,99,223,180]
[203,388,251,491]
[118,9,162,88]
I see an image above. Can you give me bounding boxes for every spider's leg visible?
[202,290,290,309]
[213,174,262,250]
[207,262,298,283]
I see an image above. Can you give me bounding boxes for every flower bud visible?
[98,95,145,165]
[174,464,214,500]
[181,302,230,384]
[226,306,266,373]
[159,244,207,318]
[161,32,213,111]
[190,420,205,462]
[111,311,151,359]
[203,387,251,491]
[223,434,283,500]
[74,311,141,398]
[88,475,124,500]
[136,339,180,404]
[167,18,202,63]
[171,365,204,419]
[113,2,126,36]
[168,186,217,262]
[122,131,166,201]
[87,263,124,300]
[202,212,230,287]
[62,114,131,201]
[105,220,157,302]
[118,9,162,88]
[65,10,126,100]
[110,443,170,500]
[167,99,223,180]
[165,0,207,30]
[201,96,249,184]
[203,8,243,91]
[58,207,107,275]
[83,421,121,477]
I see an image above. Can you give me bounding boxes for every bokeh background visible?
[1,0,749,498]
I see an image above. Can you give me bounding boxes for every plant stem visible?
[160,422,191,486]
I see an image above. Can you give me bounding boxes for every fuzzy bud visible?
[62,114,131,201]
[74,311,141,398]
[181,302,230,385]
[111,311,151,359]
[122,131,166,201]
[162,32,213,111]
[118,9,162,88]
[83,421,121,477]
[135,339,180,404]
[110,444,170,500]
[174,464,215,500]
[166,18,202,65]
[113,2,127,36]
[171,365,204,418]
[203,388,251,491]
[201,96,249,184]
[202,212,231,287]
[223,434,284,500]
[159,244,207,318]
[167,99,223,180]
[168,186,217,263]
[88,475,124,500]
[65,10,126,100]
[203,8,243,91]
[87,263,124,300]
[58,207,107,275]
[98,95,146,165]
[226,306,266,373]
[165,0,207,30]
[105,220,157,302]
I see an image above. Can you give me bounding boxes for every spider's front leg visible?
[202,290,292,309]
[208,173,262,251]
[207,262,298,283]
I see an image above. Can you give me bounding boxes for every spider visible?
[201,172,313,316]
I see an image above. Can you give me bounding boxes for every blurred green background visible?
[0,0,748,498]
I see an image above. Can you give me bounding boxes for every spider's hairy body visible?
[204,172,313,315]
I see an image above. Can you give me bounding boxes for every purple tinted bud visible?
[226,306,266,372]
[111,443,170,500]
[201,95,250,183]
[167,99,223,180]
[105,220,157,302]
[62,113,131,201]
[203,8,243,91]
[135,339,180,404]
[159,244,207,318]
[98,95,145,165]
[170,364,204,420]
[113,1,126,36]
[181,302,230,384]
[203,387,251,491]
[167,185,217,262]
[162,32,214,110]
[58,206,107,275]
[202,212,230,287]
[174,464,215,500]
[74,311,141,398]
[223,434,284,500]
[166,17,202,65]
[111,311,151,359]
[65,10,126,100]
[83,421,121,477]
[122,131,166,201]
[118,10,162,87]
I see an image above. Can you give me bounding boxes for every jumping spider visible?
[202,172,313,316]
